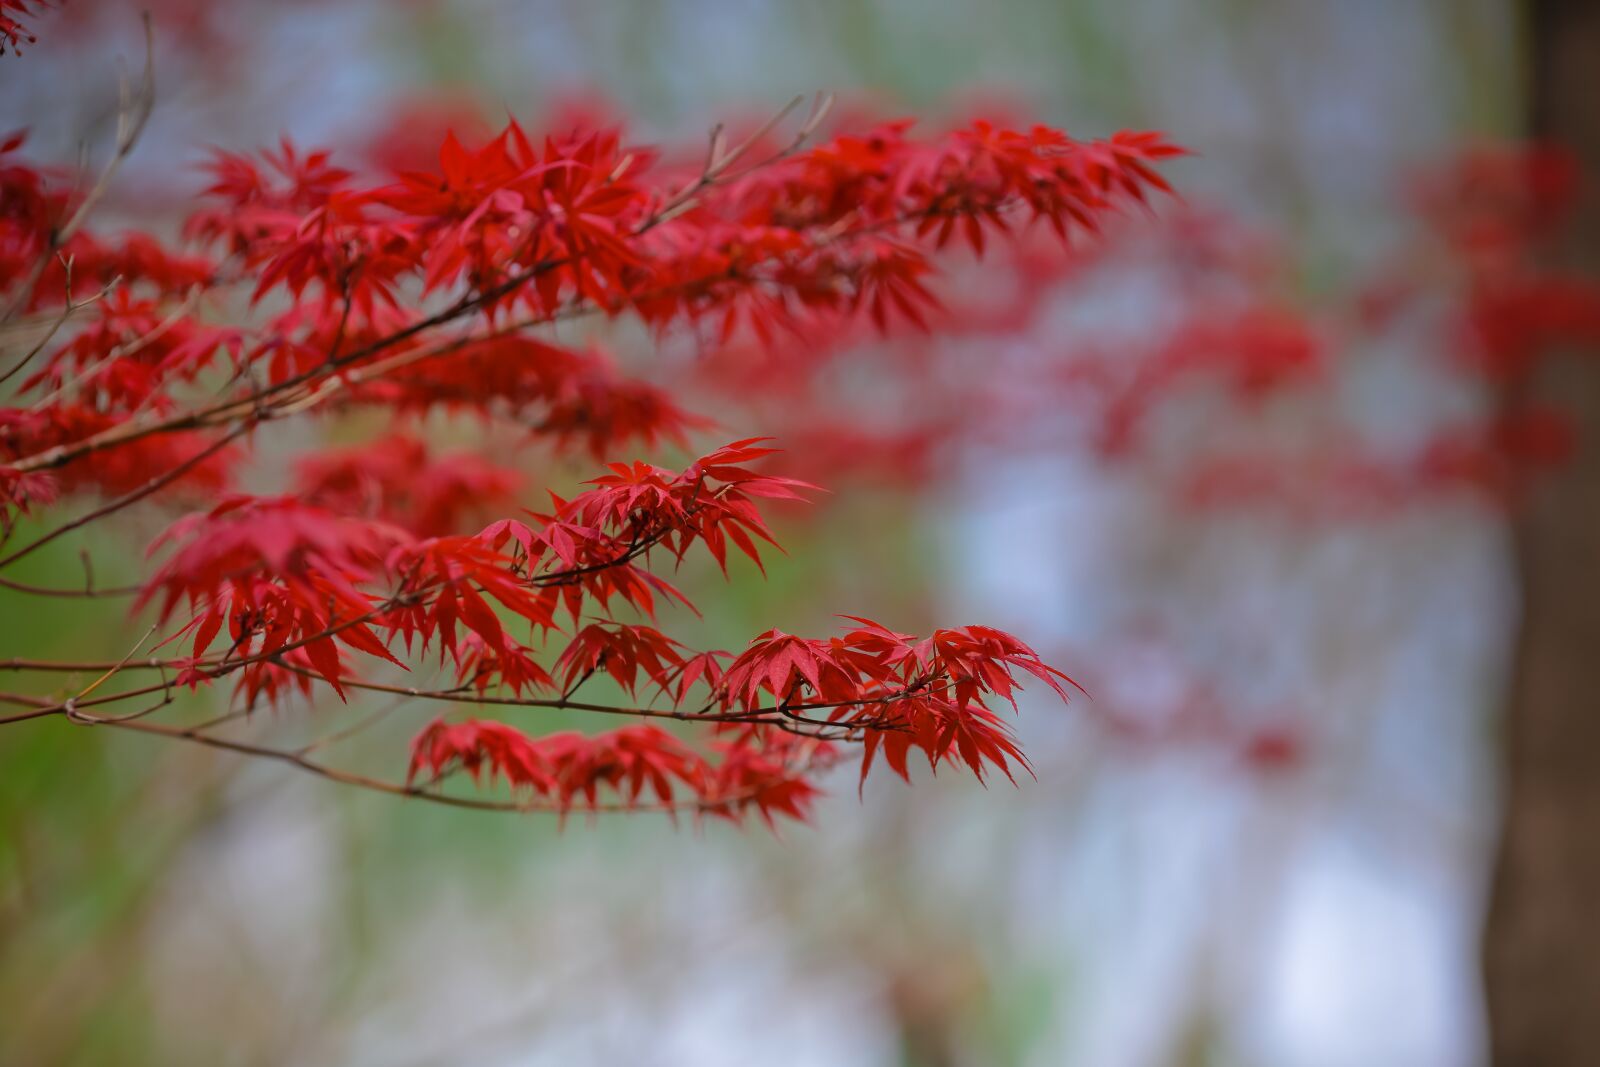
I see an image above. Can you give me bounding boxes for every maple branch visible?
[257,661,943,733]
[649,93,832,225]
[202,195,1024,428]
[1,253,566,475]
[0,649,945,744]
[7,707,823,817]
[0,518,680,677]
[0,658,172,672]
[0,423,246,571]
[0,582,430,727]
[4,159,981,480]
[262,664,761,723]
[0,574,142,598]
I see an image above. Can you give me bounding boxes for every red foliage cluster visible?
[404,613,1073,823]
[633,122,1181,343]
[134,436,1077,821]
[0,98,1176,513]
[409,719,827,828]
[0,18,1190,828]
[294,433,524,538]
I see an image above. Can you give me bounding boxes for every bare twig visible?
[0,258,122,387]
[0,423,246,571]
[0,16,155,324]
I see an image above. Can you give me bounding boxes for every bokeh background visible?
[0,2,1531,1064]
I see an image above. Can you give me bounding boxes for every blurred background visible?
[0,2,1569,1065]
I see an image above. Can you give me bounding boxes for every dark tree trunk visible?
[1482,3,1600,1064]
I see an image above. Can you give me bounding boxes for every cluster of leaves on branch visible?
[0,15,1178,826]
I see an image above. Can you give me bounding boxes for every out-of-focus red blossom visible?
[359,95,495,176]
[1175,406,1577,518]
[1,130,212,300]
[1177,450,1405,519]
[294,433,524,537]
[1240,727,1305,775]
[1,131,71,292]
[1404,145,1600,388]
[741,420,947,487]
[1460,275,1600,382]
[1071,639,1310,775]
[1164,146,1600,520]
[1040,304,1324,460]
[1419,407,1578,499]
[347,336,707,458]
[1170,306,1323,399]
[1410,143,1580,264]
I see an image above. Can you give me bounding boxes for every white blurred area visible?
[951,446,1505,1067]
[4,1,1518,1063]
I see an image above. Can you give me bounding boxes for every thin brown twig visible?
[0,423,247,571]
[0,259,122,387]
[40,708,814,817]
[0,17,155,325]
[0,575,143,598]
